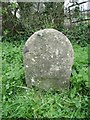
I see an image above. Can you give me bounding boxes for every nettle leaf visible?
[75,108,82,117]
[70,87,76,98]
[73,97,81,108]
[6,83,9,90]
[75,101,81,108]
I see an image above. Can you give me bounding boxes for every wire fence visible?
[64,0,90,27]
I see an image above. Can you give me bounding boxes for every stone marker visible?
[23,29,74,91]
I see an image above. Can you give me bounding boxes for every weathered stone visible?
[23,29,74,91]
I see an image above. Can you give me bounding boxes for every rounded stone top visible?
[24,29,74,91]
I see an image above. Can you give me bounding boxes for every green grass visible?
[2,40,89,119]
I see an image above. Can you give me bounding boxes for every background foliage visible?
[2,2,89,46]
[2,2,64,35]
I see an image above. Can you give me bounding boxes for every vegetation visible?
[1,1,89,119]
[62,23,89,46]
[2,2,64,35]
[2,38,89,118]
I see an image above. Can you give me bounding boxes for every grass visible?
[2,40,89,119]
